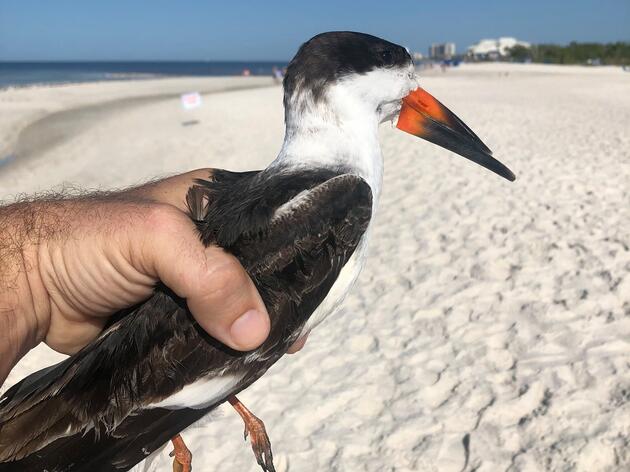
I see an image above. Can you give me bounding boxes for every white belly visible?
[300,234,369,335]
[147,374,241,410]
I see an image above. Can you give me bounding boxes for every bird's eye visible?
[381,50,394,66]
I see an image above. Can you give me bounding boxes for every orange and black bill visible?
[397,88,515,182]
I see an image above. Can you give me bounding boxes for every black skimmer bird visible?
[0,31,514,472]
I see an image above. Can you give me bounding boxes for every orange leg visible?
[169,434,192,472]
[229,395,276,472]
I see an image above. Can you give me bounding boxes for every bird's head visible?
[283,31,515,181]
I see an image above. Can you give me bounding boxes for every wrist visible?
[0,294,35,385]
[0,204,52,384]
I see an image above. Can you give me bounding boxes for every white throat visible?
[269,82,386,204]
[268,65,417,206]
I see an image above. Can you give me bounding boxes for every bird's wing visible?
[190,169,374,363]
[0,169,372,471]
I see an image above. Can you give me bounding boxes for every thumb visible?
[138,205,270,351]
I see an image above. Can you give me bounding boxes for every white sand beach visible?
[1,63,629,471]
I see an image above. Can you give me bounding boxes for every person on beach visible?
[271,66,284,84]
[0,169,285,386]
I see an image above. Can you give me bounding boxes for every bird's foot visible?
[169,434,192,472]
[229,395,276,472]
[243,413,275,472]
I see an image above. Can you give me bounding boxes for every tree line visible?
[508,42,630,65]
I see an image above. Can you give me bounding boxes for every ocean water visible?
[0,61,287,88]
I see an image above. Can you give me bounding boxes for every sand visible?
[1,64,629,471]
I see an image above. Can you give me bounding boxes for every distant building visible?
[467,37,530,60]
[429,42,456,60]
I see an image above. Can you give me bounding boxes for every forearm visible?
[0,201,53,384]
[0,194,160,386]
[0,283,37,386]
[0,195,120,385]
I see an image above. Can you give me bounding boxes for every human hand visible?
[0,170,275,383]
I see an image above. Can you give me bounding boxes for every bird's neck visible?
[270,98,384,203]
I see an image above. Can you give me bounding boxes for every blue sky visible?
[1,0,628,61]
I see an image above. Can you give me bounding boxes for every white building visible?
[429,42,456,60]
[467,37,530,59]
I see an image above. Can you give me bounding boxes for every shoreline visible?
[0,59,289,90]
[0,72,279,92]
[0,75,165,92]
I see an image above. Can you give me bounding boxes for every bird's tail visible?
[0,361,82,465]
[0,367,207,472]
[0,396,85,464]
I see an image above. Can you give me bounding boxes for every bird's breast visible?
[299,233,369,336]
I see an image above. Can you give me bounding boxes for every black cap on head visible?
[284,31,412,103]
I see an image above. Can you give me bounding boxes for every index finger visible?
[125,168,213,211]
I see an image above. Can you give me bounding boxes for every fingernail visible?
[230,309,269,350]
